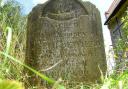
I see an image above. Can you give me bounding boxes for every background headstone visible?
[25,0,107,88]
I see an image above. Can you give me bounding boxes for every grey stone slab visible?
[25,0,107,88]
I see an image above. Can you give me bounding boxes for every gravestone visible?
[25,0,107,88]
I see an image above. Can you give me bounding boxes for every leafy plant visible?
[0,79,24,89]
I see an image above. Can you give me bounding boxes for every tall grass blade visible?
[118,81,123,89]
[0,52,66,89]
[0,52,56,84]
[6,27,12,54]
[4,27,12,63]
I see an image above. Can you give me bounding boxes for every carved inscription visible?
[37,18,101,60]
[31,16,104,83]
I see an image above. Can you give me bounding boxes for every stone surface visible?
[25,0,107,88]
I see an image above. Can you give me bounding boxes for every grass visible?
[0,52,66,89]
[0,0,128,89]
[0,79,24,89]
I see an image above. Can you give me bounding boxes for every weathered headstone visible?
[25,0,107,88]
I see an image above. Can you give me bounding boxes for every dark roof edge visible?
[104,0,126,25]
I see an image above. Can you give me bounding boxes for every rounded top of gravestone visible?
[42,0,88,20]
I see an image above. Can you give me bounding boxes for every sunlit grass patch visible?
[0,79,24,89]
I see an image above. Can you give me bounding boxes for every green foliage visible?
[0,52,66,89]
[0,0,22,29]
[0,0,26,82]
[0,79,24,89]
[114,13,128,58]
[100,70,128,89]
[107,12,128,89]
